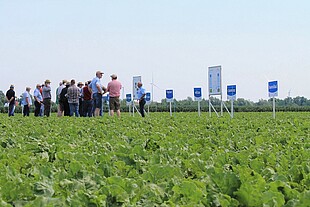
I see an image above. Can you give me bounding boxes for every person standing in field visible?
[6,85,16,117]
[137,82,146,117]
[82,81,93,117]
[77,82,84,116]
[59,82,70,116]
[33,84,43,117]
[42,79,52,117]
[56,80,66,116]
[22,87,32,117]
[67,79,80,117]
[89,71,104,117]
[106,74,122,117]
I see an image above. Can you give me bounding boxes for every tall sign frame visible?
[208,66,223,117]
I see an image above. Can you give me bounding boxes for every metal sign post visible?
[227,85,236,118]
[166,89,173,116]
[194,87,202,116]
[268,81,278,119]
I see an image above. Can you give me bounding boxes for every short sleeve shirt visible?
[89,77,101,94]
[22,91,32,105]
[137,87,146,99]
[107,80,122,97]
[34,88,43,102]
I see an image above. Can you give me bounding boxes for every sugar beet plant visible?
[0,112,309,206]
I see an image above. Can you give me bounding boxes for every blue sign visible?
[194,88,202,101]
[126,94,131,102]
[146,92,151,104]
[166,89,173,102]
[268,81,278,97]
[227,85,237,100]
[103,94,109,103]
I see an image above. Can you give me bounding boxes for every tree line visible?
[0,90,309,113]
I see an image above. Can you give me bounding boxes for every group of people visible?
[5,71,147,118]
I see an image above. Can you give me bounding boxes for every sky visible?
[1,0,309,102]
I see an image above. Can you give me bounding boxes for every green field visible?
[0,112,309,206]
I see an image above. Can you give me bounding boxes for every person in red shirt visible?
[106,74,122,117]
[82,81,93,117]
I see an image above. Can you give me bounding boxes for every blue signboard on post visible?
[103,94,109,103]
[268,81,278,97]
[166,89,173,103]
[146,92,151,104]
[227,85,237,100]
[126,94,132,106]
[194,88,202,101]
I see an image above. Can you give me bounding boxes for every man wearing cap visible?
[89,71,105,117]
[42,79,52,117]
[33,84,43,117]
[6,85,16,116]
[22,87,32,117]
[106,74,122,117]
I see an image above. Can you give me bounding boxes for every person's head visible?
[77,82,84,88]
[110,74,117,80]
[26,87,31,92]
[10,85,14,90]
[137,82,143,88]
[36,84,41,89]
[71,79,76,85]
[62,80,67,85]
[96,71,104,78]
[65,82,70,87]
[45,79,51,85]
[59,82,63,86]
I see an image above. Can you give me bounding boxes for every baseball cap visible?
[110,74,117,79]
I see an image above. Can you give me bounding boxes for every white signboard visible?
[268,81,278,98]
[194,87,202,101]
[227,85,237,100]
[126,94,132,106]
[208,66,222,95]
[146,92,151,105]
[133,76,142,100]
[166,89,174,103]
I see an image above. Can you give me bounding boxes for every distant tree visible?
[0,90,5,105]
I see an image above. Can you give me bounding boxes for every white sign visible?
[126,94,132,106]
[268,81,278,98]
[166,89,174,103]
[208,66,222,95]
[227,85,237,100]
[133,76,142,100]
[194,87,202,101]
[146,92,151,105]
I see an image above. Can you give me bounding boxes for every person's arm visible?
[26,96,30,106]
[96,83,103,94]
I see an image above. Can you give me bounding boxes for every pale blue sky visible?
[1,0,309,101]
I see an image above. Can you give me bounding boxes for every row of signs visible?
[128,73,278,104]
[125,80,278,104]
